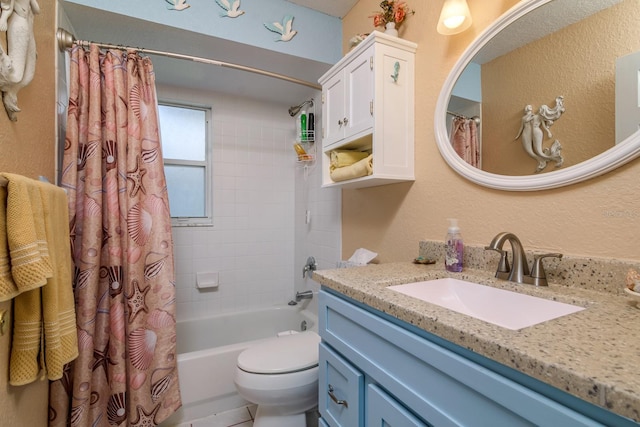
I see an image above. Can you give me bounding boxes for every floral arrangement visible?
[370,1,415,29]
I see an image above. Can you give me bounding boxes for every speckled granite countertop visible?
[312,262,640,422]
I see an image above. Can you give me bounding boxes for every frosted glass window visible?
[159,102,212,226]
[159,105,206,161]
[164,165,205,217]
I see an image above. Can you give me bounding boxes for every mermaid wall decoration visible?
[0,0,40,121]
[515,96,565,173]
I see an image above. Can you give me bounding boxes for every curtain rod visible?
[56,28,322,91]
[447,110,481,126]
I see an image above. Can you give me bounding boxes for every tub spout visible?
[295,290,314,302]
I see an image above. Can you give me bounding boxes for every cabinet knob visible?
[338,117,348,127]
[328,384,349,408]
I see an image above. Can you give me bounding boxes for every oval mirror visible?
[434,0,640,191]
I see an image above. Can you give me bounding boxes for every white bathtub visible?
[161,304,318,426]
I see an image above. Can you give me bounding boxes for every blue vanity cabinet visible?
[367,383,428,426]
[318,289,638,427]
[318,342,364,426]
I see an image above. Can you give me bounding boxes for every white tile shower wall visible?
[294,98,342,317]
[159,85,298,322]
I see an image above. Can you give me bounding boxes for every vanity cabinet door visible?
[367,384,429,427]
[319,342,364,427]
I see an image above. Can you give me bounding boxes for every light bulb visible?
[444,15,465,29]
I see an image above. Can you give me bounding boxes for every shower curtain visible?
[49,44,181,426]
[450,116,480,168]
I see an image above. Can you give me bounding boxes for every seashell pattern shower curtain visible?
[450,116,480,168]
[49,44,181,426]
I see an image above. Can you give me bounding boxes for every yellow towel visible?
[1,173,52,293]
[330,154,374,182]
[330,150,370,170]
[5,177,78,385]
[37,180,78,381]
[0,186,20,301]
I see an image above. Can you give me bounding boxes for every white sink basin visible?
[387,278,585,330]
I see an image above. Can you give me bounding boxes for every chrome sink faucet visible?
[485,232,562,286]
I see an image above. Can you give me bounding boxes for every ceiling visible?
[287,0,358,18]
[61,1,358,109]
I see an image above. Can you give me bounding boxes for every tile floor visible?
[176,405,257,427]
[174,405,320,427]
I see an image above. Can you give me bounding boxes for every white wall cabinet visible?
[318,32,417,189]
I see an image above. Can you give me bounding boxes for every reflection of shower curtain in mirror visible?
[49,44,181,426]
[450,117,479,168]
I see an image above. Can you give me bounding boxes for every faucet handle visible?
[530,253,563,286]
[484,247,511,279]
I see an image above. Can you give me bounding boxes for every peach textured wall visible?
[341,0,640,263]
[482,1,639,175]
[0,0,56,424]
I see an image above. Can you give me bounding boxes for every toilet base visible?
[253,405,307,427]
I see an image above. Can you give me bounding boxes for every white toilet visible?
[234,331,321,427]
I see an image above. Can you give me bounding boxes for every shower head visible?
[288,99,314,117]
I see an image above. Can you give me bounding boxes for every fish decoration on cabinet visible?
[264,15,297,42]
[215,0,245,18]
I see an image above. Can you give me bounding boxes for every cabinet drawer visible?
[319,290,606,427]
[319,342,364,427]
[367,383,429,426]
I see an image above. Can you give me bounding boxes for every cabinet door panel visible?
[319,342,363,427]
[346,47,374,140]
[367,384,429,427]
[323,73,346,148]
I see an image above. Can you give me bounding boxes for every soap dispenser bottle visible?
[445,218,464,272]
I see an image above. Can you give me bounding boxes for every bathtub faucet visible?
[295,290,314,302]
[303,256,317,278]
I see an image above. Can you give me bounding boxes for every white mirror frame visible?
[434,0,640,191]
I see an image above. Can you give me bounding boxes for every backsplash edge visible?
[419,240,639,296]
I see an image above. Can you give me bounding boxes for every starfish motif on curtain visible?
[126,155,147,197]
[131,403,160,426]
[92,341,115,381]
[126,279,150,322]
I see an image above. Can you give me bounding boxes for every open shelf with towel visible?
[318,31,417,189]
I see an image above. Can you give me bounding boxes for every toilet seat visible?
[237,331,320,374]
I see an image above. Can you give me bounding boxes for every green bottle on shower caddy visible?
[300,110,307,141]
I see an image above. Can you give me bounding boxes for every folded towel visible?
[330,150,370,170]
[0,173,52,294]
[330,154,373,182]
[5,177,78,385]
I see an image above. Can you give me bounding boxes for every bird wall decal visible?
[263,15,297,42]
[215,0,245,18]
[165,0,190,11]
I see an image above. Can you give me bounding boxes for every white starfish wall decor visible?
[166,0,190,11]
[264,15,297,42]
[215,0,245,18]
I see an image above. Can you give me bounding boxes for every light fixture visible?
[437,0,472,35]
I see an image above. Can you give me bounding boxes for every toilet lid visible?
[237,331,320,374]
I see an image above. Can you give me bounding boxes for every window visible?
[159,102,213,226]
